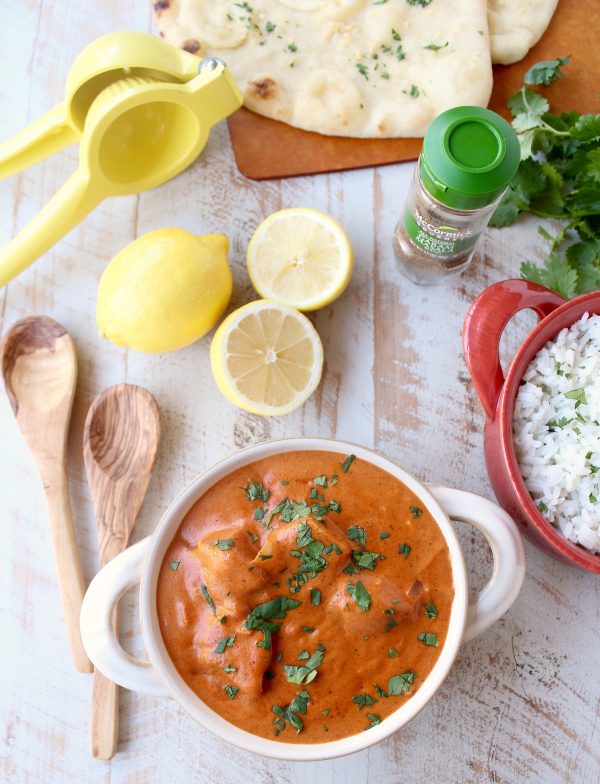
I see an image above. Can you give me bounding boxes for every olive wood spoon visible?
[83,383,160,760]
[1,316,91,673]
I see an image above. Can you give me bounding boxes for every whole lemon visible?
[97,228,232,353]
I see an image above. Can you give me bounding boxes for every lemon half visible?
[210,300,324,416]
[246,208,353,311]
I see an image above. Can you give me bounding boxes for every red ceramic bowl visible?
[463,278,600,574]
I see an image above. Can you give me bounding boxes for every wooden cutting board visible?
[228,0,598,180]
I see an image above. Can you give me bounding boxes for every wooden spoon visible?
[1,316,91,673]
[83,383,160,760]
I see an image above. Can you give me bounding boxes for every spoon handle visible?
[91,651,119,758]
[40,459,92,673]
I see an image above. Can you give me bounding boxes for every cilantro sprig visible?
[490,56,600,298]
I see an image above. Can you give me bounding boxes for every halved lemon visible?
[246,208,353,311]
[210,300,324,416]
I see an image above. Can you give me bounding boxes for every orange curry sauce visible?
[157,451,454,742]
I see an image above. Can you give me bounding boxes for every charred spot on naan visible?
[181,38,202,54]
[249,77,278,101]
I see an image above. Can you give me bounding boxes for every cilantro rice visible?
[513,312,600,554]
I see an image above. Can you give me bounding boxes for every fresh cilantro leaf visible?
[214,634,236,654]
[524,56,569,86]
[520,253,577,298]
[365,713,382,729]
[353,693,378,710]
[388,647,399,658]
[417,632,438,647]
[310,588,321,606]
[387,671,416,695]
[297,521,314,548]
[352,550,383,570]
[409,506,422,518]
[347,526,367,546]
[168,561,180,570]
[212,539,234,551]
[313,475,328,487]
[272,690,311,734]
[423,41,448,51]
[224,685,239,699]
[245,596,301,649]
[398,543,411,559]
[283,644,325,684]
[346,580,372,612]
[424,600,438,619]
[341,454,356,473]
[200,584,216,615]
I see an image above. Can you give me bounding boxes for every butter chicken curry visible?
[157,451,454,742]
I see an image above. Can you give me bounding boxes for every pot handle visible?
[80,537,168,696]
[462,279,565,418]
[428,485,526,641]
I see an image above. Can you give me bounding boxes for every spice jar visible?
[393,106,520,285]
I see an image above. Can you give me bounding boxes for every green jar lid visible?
[420,106,520,210]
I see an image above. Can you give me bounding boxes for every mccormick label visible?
[403,209,480,259]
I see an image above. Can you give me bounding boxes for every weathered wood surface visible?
[1,3,599,783]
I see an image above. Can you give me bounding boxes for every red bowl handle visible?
[463,279,566,418]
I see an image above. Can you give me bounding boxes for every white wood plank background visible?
[1,2,599,783]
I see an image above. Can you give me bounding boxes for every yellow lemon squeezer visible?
[0,32,243,287]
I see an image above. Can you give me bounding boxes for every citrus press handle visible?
[0,170,99,287]
[0,103,77,181]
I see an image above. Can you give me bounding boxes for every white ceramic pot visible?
[80,437,525,761]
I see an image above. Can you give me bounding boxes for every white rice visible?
[513,312,600,554]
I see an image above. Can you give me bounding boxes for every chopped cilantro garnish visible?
[212,539,234,551]
[280,480,289,486]
[297,650,309,660]
[424,599,438,619]
[398,543,411,559]
[265,20,275,32]
[224,685,239,699]
[388,647,399,658]
[258,554,273,560]
[538,501,549,514]
[253,507,266,521]
[392,28,401,40]
[246,530,259,544]
[387,671,415,695]
[200,584,216,615]
[374,684,387,698]
[301,626,316,633]
[287,42,297,52]
[590,493,597,503]
[556,361,564,376]
[331,474,339,485]
[214,634,236,654]
[379,532,391,540]
[272,690,310,733]
[424,41,448,51]
[365,713,381,729]
[418,632,438,647]
[311,588,321,606]
[245,596,301,650]
[352,693,378,710]
[347,526,367,546]
[284,644,325,684]
[565,387,588,407]
[297,521,314,548]
[323,543,342,555]
[223,664,236,673]
[168,561,180,570]
[395,45,406,61]
[409,506,422,518]
[384,617,397,632]
[341,454,356,473]
[244,481,269,502]
[313,475,328,487]
[346,580,372,612]
[343,563,360,575]
[321,709,330,717]
[356,63,369,80]
[308,488,324,501]
[352,550,383,570]
[328,500,342,513]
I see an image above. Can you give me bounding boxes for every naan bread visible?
[154,0,492,138]
[488,0,559,65]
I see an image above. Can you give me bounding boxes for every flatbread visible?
[488,0,559,65]
[154,0,492,138]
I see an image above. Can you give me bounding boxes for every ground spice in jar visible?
[392,106,520,286]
